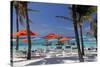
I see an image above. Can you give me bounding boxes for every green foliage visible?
[27,8,40,12]
[76,5,97,16]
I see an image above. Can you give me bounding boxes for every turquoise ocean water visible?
[12,38,96,51]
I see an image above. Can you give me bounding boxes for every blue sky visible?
[12,2,96,37]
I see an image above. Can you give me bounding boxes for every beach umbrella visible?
[43,33,60,46]
[42,33,59,39]
[48,38,58,42]
[42,33,64,48]
[22,39,29,42]
[13,29,38,36]
[22,37,45,43]
[58,37,72,42]
[70,38,75,42]
[47,38,58,46]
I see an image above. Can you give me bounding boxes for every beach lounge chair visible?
[14,50,27,58]
[55,49,63,57]
[84,47,97,56]
[56,46,62,49]
[63,46,72,56]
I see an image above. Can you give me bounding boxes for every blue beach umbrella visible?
[69,39,75,42]
[21,37,46,44]
[31,37,46,44]
[48,38,58,42]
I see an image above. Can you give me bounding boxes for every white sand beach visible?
[13,48,97,67]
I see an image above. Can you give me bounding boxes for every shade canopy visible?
[13,29,38,36]
[48,38,58,42]
[22,37,46,43]
[43,33,59,39]
[59,37,72,42]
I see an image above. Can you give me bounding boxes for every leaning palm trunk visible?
[11,1,13,66]
[72,5,84,62]
[15,7,19,50]
[94,29,97,43]
[93,20,97,44]
[94,22,97,43]
[20,2,32,60]
[90,20,97,45]
[79,24,85,55]
[78,15,85,56]
[25,3,32,60]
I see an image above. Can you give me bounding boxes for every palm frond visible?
[82,16,92,22]
[56,16,72,21]
[27,8,40,12]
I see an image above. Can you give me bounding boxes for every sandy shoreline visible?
[12,48,97,67]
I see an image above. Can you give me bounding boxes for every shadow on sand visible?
[25,56,79,66]
[25,55,97,66]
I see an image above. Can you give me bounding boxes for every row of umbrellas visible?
[12,29,72,42]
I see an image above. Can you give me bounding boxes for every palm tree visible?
[78,16,92,55]
[72,5,84,62]
[76,15,92,55]
[56,5,97,56]
[90,16,97,42]
[93,18,97,42]
[56,5,84,62]
[24,2,32,60]
[76,5,97,55]
[79,23,84,55]
[13,1,39,51]
[16,1,32,60]
[12,1,40,59]
[11,1,13,66]
[13,2,19,50]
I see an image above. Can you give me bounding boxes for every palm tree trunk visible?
[94,34,97,41]
[94,28,97,46]
[72,5,84,62]
[79,24,85,55]
[15,7,19,50]
[94,18,97,43]
[24,3,32,60]
[11,1,13,66]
